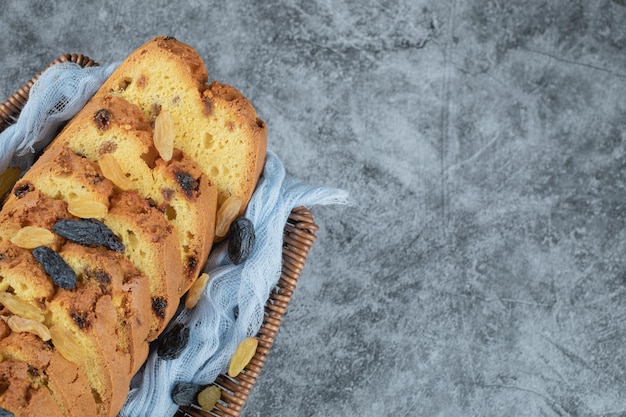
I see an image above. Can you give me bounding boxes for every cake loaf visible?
[0,36,267,417]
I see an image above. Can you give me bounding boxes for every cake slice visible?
[41,95,217,290]
[0,332,98,417]
[103,190,183,337]
[97,36,267,223]
[60,242,153,375]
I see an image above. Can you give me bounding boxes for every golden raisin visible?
[184,273,210,309]
[10,226,55,249]
[7,315,51,341]
[197,385,221,411]
[49,325,83,364]
[98,153,134,190]
[228,337,258,377]
[0,293,45,322]
[154,110,174,162]
[67,200,108,219]
[215,196,243,238]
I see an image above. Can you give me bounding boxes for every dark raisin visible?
[163,36,176,41]
[175,172,199,197]
[53,219,125,253]
[151,103,162,119]
[202,96,213,117]
[32,246,77,289]
[157,322,190,360]
[228,217,256,265]
[13,182,33,199]
[160,187,174,201]
[89,269,111,285]
[98,141,117,155]
[93,109,111,131]
[0,407,14,417]
[27,365,39,377]
[146,197,158,208]
[186,256,198,277]
[171,382,202,407]
[71,311,90,330]
[89,173,106,185]
[152,297,167,319]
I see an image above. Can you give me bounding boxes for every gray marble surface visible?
[2,1,626,416]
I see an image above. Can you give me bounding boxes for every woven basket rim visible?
[0,53,318,417]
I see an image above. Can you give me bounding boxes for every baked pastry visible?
[98,36,267,225]
[0,36,267,417]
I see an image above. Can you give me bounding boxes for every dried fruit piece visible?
[175,171,199,197]
[228,217,256,265]
[0,293,44,322]
[185,273,210,309]
[7,315,51,341]
[215,196,243,238]
[171,382,202,407]
[53,218,125,253]
[67,200,108,219]
[0,407,14,417]
[93,109,111,131]
[13,181,33,199]
[10,226,55,249]
[197,385,221,411]
[98,153,134,190]
[49,325,83,364]
[157,322,190,360]
[228,337,258,377]
[154,110,174,161]
[152,296,167,319]
[32,246,77,289]
[0,167,20,197]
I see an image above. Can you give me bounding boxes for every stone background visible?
[2,1,626,416]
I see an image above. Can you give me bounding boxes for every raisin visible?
[160,188,174,201]
[7,316,51,341]
[71,311,90,330]
[0,407,14,417]
[154,110,174,162]
[163,36,176,41]
[228,337,258,377]
[152,297,167,319]
[215,196,242,238]
[202,95,213,117]
[27,365,39,377]
[186,256,198,277]
[184,273,210,310]
[171,382,202,407]
[228,217,256,265]
[98,141,117,155]
[93,109,111,131]
[197,385,221,411]
[157,322,190,360]
[86,268,111,285]
[53,219,125,253]
[151,103,162,120]
[32,246,77,290]
[13,182,33,199]
[175,171,198,197]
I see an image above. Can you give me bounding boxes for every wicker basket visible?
[0,54,318,417]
